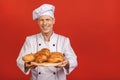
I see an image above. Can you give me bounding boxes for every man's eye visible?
[40,19,43,21]
[46,19,50,21]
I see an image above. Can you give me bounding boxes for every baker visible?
[16,3,78,80]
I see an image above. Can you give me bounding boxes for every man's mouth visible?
[42,24,49,28]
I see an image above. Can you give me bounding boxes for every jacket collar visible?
[39,32,57,41]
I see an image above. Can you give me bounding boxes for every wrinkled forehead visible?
[38,15,54,20]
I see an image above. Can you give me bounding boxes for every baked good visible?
[48,52,65,63]
[40,48,51,57]
[22,53,35,62]
[34,48,51,63]
[35,54,48,63]
[22,48,64,64]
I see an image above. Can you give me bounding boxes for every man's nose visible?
[43,20,47,25]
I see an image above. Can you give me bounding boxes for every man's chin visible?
[42,31,49,34]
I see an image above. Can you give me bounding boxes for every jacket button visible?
[53,72,56,75]
[53,44,55,46]
[39,44,41,46]
[39,72,41,74]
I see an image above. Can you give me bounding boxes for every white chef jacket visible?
[16,32,78,80]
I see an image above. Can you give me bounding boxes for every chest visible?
[31,35,65,53]
[36,37,58,52]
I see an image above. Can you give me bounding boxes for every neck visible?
[42,31,53,42]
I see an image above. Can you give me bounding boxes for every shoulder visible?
[55,33,70,41]
[25,33,40,41]
[54,33,67,38]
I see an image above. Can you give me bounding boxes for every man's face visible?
[38,15,55,34]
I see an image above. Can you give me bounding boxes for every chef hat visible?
[32,4,55,20]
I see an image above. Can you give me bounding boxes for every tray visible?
[31,62,62,66]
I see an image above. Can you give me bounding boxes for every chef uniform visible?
[16,4,78,80]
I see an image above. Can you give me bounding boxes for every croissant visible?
[35,54,48,63]
[22,48,65,64]
[34,48,51,63]
[48,52,65,63]
[22,53,35,62]
[40,48,51,57]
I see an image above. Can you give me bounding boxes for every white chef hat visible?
[32,4,55,20]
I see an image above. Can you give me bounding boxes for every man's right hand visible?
[25,62,36,68]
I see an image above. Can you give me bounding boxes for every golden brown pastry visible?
[34,48,51,63]
[22,48,64,64]
[22,53,35,62]
[34,51,41,58]
[41,48,51,57]
[48,52,65,63]
[34,48,51,58]
[35,54,48,63]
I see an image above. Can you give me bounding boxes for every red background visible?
[0,0,120,80]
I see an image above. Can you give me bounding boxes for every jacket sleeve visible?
[63,38,78,74]
[16,37,32,75]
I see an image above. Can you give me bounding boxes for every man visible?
[16,4,77,80]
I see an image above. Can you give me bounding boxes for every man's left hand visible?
[56,59,69,68]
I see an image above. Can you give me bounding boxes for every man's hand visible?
[56,59,69,68]
[25,62,36,68]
